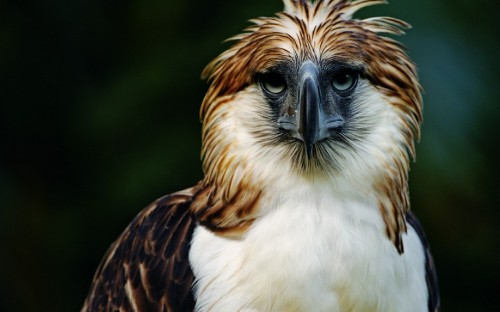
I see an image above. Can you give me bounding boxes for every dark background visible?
[1,0,498,311]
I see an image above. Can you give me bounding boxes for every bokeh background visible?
[1,0,498,311]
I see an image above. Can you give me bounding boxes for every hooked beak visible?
[278,61,344,158]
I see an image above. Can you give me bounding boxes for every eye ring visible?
[332,71,358,92]
[260,72,287,96]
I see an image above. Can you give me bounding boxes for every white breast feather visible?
[189,182,427,312]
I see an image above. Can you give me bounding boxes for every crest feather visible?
[283,0,309,13]
[362,16,411,35]
[343,0,388,18]
[282,0,388,19]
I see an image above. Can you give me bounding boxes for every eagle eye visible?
[332,71,358,92]
[260,72,287,96]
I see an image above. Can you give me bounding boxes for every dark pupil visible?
[336,73,351,84]
[263,73,285,91]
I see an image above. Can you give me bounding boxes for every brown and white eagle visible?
[82,0,440,311]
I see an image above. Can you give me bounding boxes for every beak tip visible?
[305,143,314,158]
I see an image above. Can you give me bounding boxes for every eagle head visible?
[194,0,422,250]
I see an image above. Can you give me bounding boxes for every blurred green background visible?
[1,0,498,311]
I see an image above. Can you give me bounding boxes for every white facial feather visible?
[214,79,403,194]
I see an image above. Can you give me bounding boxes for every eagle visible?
[82,0,440,311]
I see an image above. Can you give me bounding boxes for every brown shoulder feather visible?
[81,185,202,312]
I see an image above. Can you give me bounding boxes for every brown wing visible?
[82,185,201,312]
[406,211,441,312]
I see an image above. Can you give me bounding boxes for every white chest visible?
[189,193,428,312]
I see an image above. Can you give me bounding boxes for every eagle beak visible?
[297,62,321,157]
[296,61,344,158]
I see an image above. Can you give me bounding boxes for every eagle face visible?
[258,58,365,161]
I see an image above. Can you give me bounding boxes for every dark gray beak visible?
[279,61,344,158]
